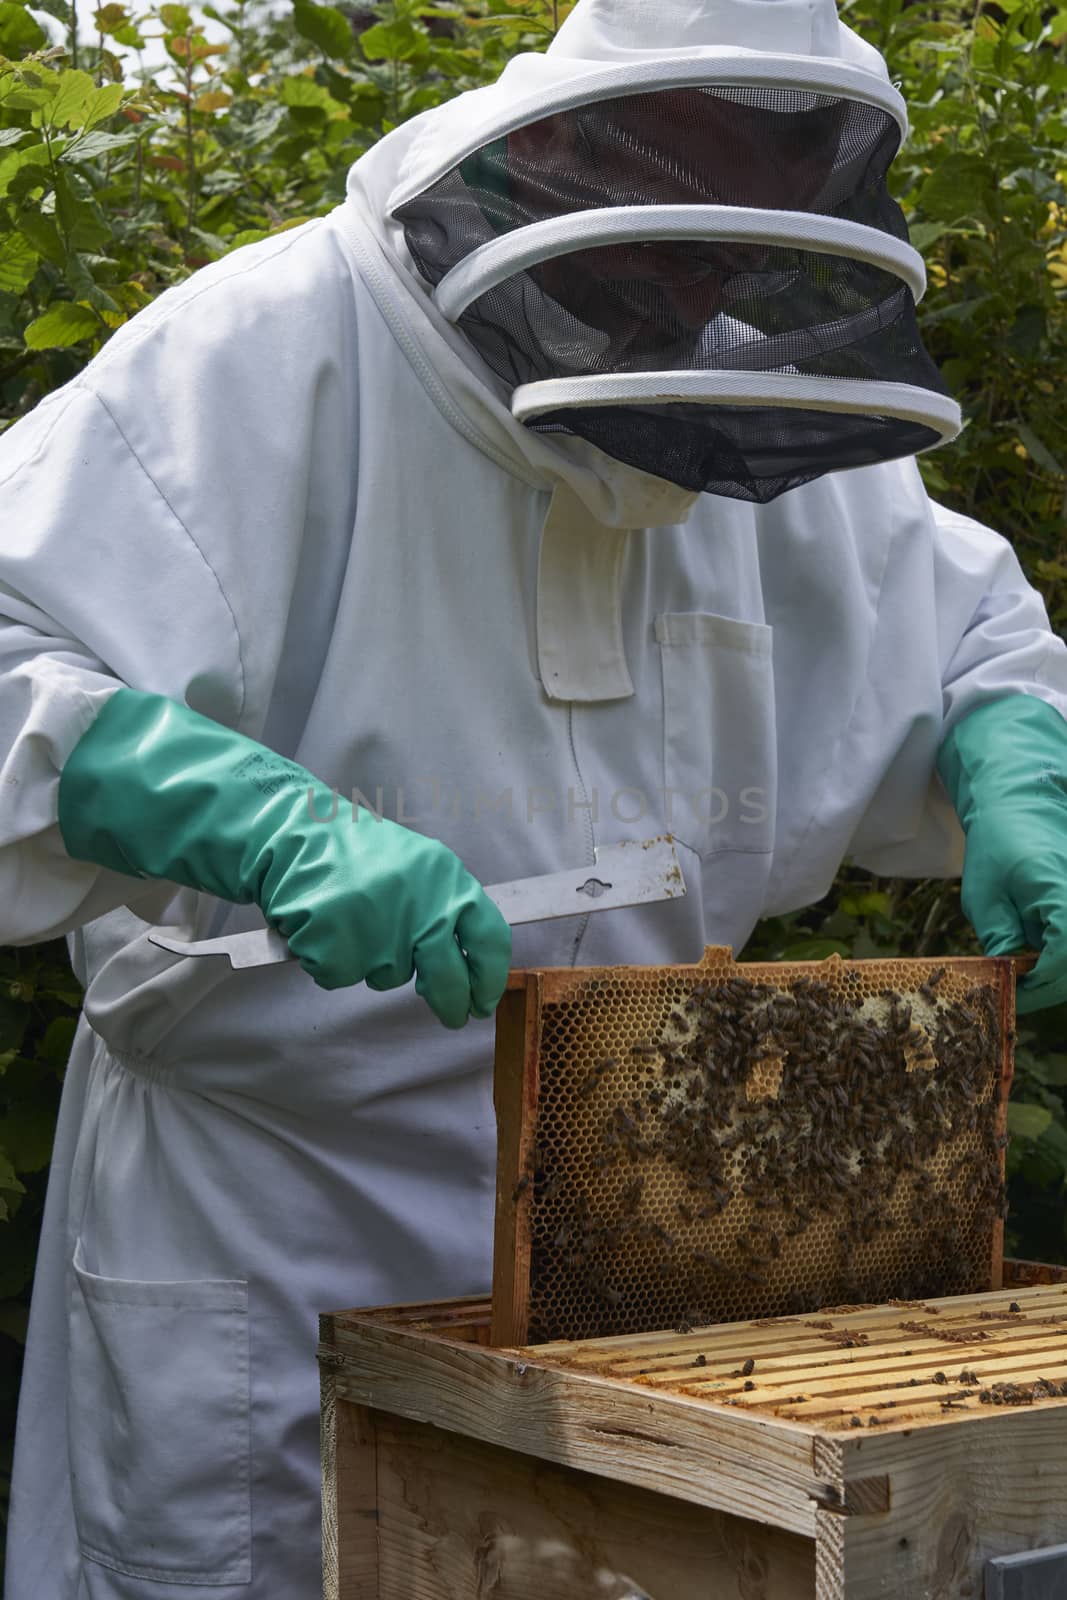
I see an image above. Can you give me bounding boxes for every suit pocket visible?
[656,611,777,859]
[69,1239,252,1585]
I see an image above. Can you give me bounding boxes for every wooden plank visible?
[991,960,1016,1291]
[781,1378,1067,1425]
[514,949,1010,993]
[814,1407,1067,1599]
[321,1317,828,1537]
[325,1300,493,1345]
[373,1410,816,1600]
[618,1325,1067,1390]
[491,976,541,1347]
[320,1376,379,1600]
[321,1368,342,1600]
[1005,1258,1067,1289]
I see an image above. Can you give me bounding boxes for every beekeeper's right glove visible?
[57,689,512,1028]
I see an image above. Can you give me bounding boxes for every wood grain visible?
[525,1284,1067,1430]
[815,1406,1067,1598]
[321,1317,826,1537]
[320,1372,379,1600]
[321,1278,1067,1600]
[492,975,541,1347]
[372,1408,816,1600]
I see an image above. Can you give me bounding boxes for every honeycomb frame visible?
[492,947,1016,1347]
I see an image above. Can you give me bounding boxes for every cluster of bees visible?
[527,968,1007,1341]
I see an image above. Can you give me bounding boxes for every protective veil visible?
[386,0,961,501]
[2,2,1066,1598]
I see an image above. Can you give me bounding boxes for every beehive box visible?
[493,948,1016,1346]
[319,1264,1067,1600]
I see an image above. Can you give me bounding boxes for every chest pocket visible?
[656,612,777,860]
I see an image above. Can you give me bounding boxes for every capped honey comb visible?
[492,948,1015,1346]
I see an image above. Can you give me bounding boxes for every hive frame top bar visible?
[504,945,1025,991]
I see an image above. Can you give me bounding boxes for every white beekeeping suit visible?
[4,1,1066,1597]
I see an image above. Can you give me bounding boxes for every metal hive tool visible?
[492,947,1016,1346]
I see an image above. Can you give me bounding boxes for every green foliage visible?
[0,944,80,1537]
[858,0,1067,640]
[0,0,1066,1535]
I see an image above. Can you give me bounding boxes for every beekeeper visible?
[5,0,1067,1595]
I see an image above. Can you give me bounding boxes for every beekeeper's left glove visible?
[937,695,1067,1014]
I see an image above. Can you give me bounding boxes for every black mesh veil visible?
[394,85,954,502]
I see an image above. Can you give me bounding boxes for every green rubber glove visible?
[58,690,512,1028]
[937,695,1067,1014]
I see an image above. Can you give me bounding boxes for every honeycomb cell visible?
[500,949,1012,1344]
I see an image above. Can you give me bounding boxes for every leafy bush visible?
[0,0,1065,1543]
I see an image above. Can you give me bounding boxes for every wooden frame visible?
[492,949,1017,1346]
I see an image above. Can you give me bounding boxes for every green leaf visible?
[64,128,139,162]
[1017,422,1066,477]
[1038,1116,1067,1170]
[1008,1101,1054,1141]
[1040,1054,1067,1087]
[909,220,954,252]
[0,1105,55,1171]
[227,226,268,249]
[918,153,997,223]
[159,1,192,28]
[280,74,335,110]
[41,1015,76,1068]
[0,2,47,57]
[62,252,119,312]
[54,171,110,250]
[0,141,51,200]
[17,210,65,266]
[24,302,100,349]
[0,1149,24,1193]
[359,18,429,62]
[83,82,125,132]
[292,0,353,58]
[1008,305,1048,359]
[0,65,58,113]
[50,67,95,130]
[0,228,37,292]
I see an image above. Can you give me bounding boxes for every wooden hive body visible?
[320,1265,1067,1600]
[493,948,1015,1346]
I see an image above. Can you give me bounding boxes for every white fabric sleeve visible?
[931,498,1067,728]
[848,490,1067,880]
[0,383,245,944]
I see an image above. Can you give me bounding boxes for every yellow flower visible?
[927,261,948,289]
